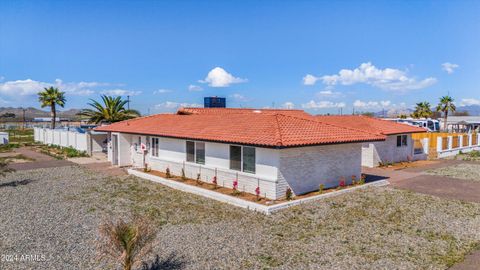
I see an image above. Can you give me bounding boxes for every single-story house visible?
[315,115,427,167]
[95,110,384,199]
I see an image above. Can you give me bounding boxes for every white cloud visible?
[188,84,203,91]
[154,89,172,94]
[153,101,202,111]
[101,89,142,96]
[199,67,247,87]
[303,74,320,85]
[281,102,295,109]
[301,100,346,110]
[353,100,407,110]
[305,62,436,92]
[316,89,344,98]
[442,62,459,74]
[230,93,248,102]
[460,98,480,106]
[0,78,104,97]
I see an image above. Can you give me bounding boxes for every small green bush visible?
[181,168,186,180]
[286,188,293,200]
[318,184,325,194]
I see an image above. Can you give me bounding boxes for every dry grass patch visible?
[77,172,480,269]
[426,163,480,181]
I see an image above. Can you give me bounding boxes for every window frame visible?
[396,135,408,147]
[186,140,205,165]
[151,137,159,157]
[229,144,256,174]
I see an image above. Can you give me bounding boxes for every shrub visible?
[255,186,260,201]
[143,164,150,172]
[181,168,186,180]
[165,167,171,178]
[285,188,293,200]
[97,216,156,270]
[359,174,366,185]
[318,184,325,194]
[196,173,201,185]
[339,177,346,188]
[351,175,357,185]
[232,180,240,196]
[212,176,217,189]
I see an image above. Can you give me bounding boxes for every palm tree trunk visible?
[443,111,448,131]
[51,104,56,129]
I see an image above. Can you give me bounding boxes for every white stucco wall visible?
[362,134,414,167]
[277,143,362,198]
[109,132,364,200]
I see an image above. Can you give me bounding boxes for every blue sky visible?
[1,0,479,115]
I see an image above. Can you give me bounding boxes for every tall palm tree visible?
[38,87,66,129]
[436,95,456,130]
[412,101,432,118]
[79,95,140,124]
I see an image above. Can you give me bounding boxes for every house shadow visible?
[364,174,389,183]
[141,253,186,270]
[0,179,36,189]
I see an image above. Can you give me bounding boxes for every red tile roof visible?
[95,113,385,148]
[177,107,311,117]
[315,115,427,135]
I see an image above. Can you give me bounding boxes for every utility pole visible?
[127,95,130,110]
[22,108,26,130]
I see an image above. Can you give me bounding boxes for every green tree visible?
[436,95,456,130]
[411,101,432,118]
[79,95,140,124]
[38,87,66,129]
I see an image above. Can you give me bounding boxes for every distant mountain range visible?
[0,107,81,120]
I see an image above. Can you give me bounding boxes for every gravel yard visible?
[426,164,480,182]
[1,166,480,269]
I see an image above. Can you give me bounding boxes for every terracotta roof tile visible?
[177,107,311,117]
[95,113,385,148]
[315,115,427,135]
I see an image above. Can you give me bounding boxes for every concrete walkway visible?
[8,147,74,171]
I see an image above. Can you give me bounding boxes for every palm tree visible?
[79,95,140,124]
[38,87,66,129]
[411,101,432,118]
[436,95,456,130]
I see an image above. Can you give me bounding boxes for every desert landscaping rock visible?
[426,163,480,181]
[1,165,480,269]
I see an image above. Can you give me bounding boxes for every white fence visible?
[436,133,480,158]
[34,127,88,152]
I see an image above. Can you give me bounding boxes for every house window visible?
[195,142,205,164]
[186,141,205,164]
[230,145,242,171]
[397,135,408,147]
[243,147,256,173]
[151,137,159,157]
[230,145,256,174]
[186,141,195,162]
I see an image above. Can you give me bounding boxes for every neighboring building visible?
[204,96,226,108]
[316,115,427,167]
[95,111,384,199]
[0,132,9,145]
[441,116,480,133]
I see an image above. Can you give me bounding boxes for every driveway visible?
[7,147,73,171]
